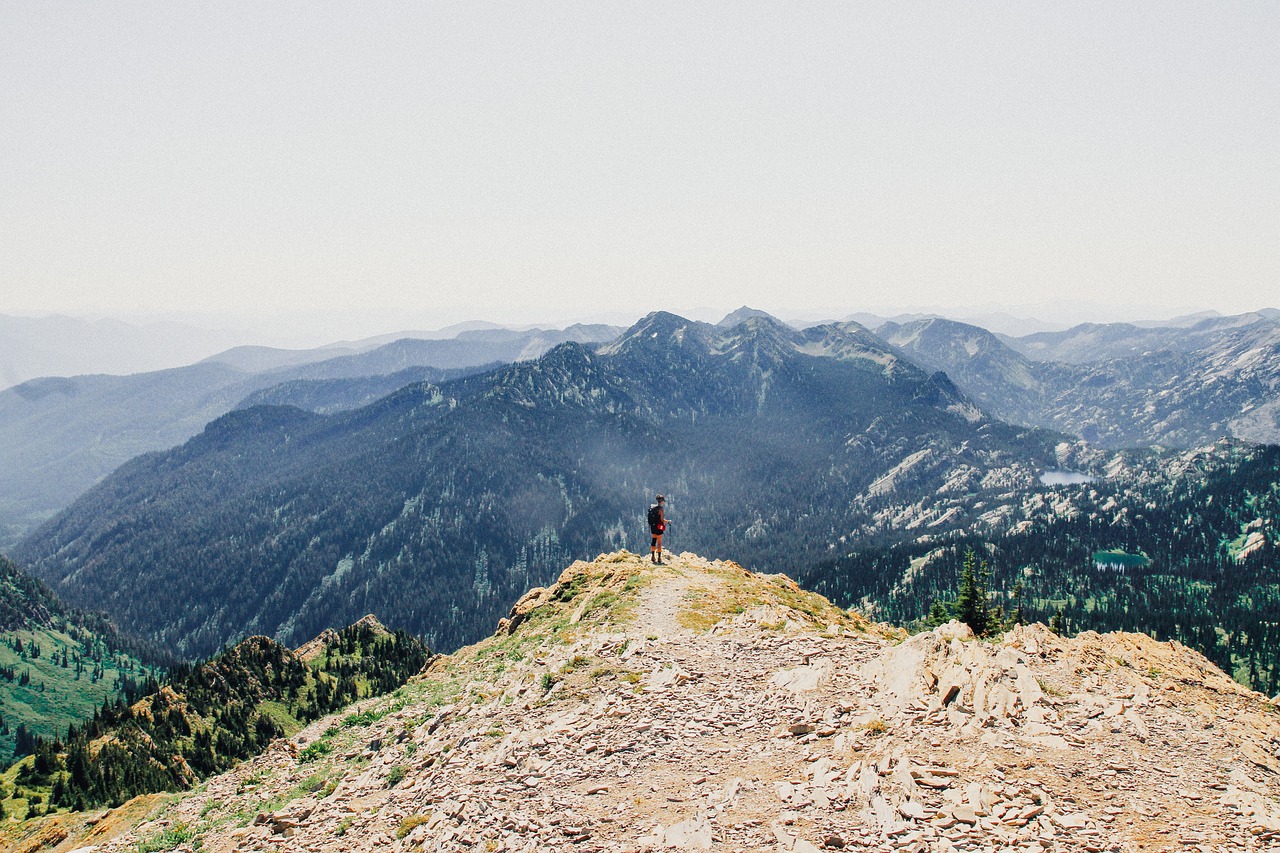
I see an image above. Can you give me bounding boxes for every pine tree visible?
[923,599,951,628]
[1009,579,1027,627]
[953,549,995,637]
[33,739,58,777]
[1049,607,1067,635]
[51,773,68,807]
[14,723,35,756]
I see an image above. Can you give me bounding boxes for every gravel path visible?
[633,556,695,640]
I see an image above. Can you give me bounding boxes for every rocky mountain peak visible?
[293,627,339,663]
[717,306,781,328]
[350,613,389,633]
[41,551,1280,853]
[596,312,718,358]
[295,615,392,662]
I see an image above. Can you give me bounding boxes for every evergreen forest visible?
[801,443,1280,694]
[0,555,169,765]
[0,620,430,818]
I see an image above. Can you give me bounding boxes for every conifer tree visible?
[1049,607,1067,635]
[953,549,996,636]
[923,599,951,628]
[1009,579,1027,627]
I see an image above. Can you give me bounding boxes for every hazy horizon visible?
[4,4,1278,339]
[3,296,1269,354]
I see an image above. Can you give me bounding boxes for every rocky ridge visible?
[881,315,1280,448]
[17,552,1280,853]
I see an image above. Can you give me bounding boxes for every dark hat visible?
[656,494,665,502]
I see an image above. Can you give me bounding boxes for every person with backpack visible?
[647,495,668,564]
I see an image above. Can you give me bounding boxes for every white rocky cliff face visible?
[24,552,1280,853]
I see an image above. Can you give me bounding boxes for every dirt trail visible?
[632,556,695,640]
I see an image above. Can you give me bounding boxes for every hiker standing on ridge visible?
[647,495,669,564]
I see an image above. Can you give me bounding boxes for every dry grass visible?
[0,792,173,853]
[671,559,875,635]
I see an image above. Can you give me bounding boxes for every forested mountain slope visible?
[0,555,164,765]
[801,441,1280,694]
[0,325,619,549]
[233,365,480,415]
[17,312,1065,659]
[1,617,429,819]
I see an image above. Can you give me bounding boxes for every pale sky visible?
[3,3,1277,341]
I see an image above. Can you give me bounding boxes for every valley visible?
[14,312,1068,658]
[0,306,1277,849]
[0,555,164,766]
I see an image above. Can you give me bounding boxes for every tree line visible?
[8,621,429,815]
[802,445,1280,693]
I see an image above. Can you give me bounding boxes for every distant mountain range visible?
[0,324,622,549]
[0,314,247,391]
[10,306,1280,692]
[881,310,1280,447]
[15,312,1066,658]
[7,307,1277,552]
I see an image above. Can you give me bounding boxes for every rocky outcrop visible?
[20,552,1280,853]
[295,615,390,663]
[293,628,339,663]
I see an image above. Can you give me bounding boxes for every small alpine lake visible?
[1093,549,1151,570]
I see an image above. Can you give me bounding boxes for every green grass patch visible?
[0,626,157,764]
[297,772,331,794]
[131,822,195,853]
[256,699,304,736]
[553,573,588,603]
[298,740,333,763]
[341,708,381,728]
